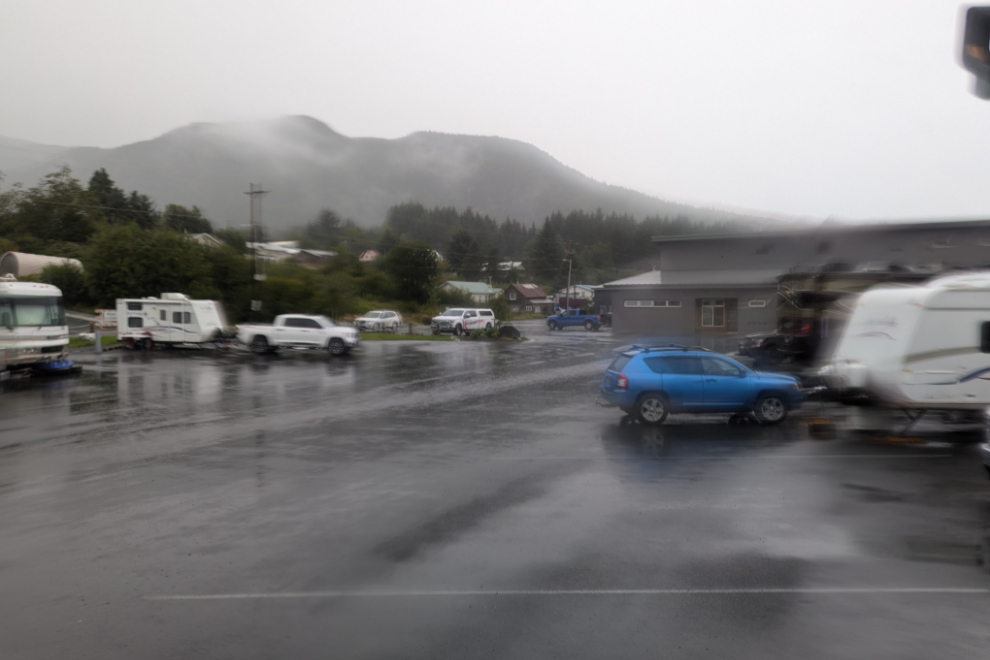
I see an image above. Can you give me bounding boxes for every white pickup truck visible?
[236,314,360,355]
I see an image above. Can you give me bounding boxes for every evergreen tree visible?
[526,219,564,283]
[382,240,439,303]
[446,229,475,273]
[163,204,212,234]
[459,239,484,281]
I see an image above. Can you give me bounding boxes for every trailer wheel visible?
[250,336,270,355]
[142,338,154,351]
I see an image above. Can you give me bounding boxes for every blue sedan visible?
[600,346,803,425]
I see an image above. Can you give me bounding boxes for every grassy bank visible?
[68,335,121,348]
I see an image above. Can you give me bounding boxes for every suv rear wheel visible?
[635,393,669,425]
[754,394,788,424]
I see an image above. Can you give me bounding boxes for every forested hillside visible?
[0,166,750,322]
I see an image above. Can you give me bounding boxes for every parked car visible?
[547,309,602,331]
[431,308,496,335]
[236,314,360,355]
[737,330,784,365]
[599,346,803,425]
[355,309,403,333]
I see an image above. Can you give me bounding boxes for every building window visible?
[624,300,680,308]
[509,292,517,300]
[525,305,533,312]
[748,299,767,308]
[701,299,725,327]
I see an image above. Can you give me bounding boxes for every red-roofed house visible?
[504,283,553,314]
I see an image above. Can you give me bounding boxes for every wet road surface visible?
[2,322,989,658]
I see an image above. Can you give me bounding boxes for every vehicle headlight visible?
[792,383,800,390]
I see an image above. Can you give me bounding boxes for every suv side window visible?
[700,357,744,377]
[284,318,302,327]
[465,311,477,318]
[643,357,667,374]
[480,310,493,317]
[659,356,702,375]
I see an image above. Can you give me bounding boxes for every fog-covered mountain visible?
[1,116,775,231]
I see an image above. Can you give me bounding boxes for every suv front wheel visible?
[754,394,788,424]
[635,393,669,425]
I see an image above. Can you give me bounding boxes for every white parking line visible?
[485,454,954,461]
[146,587,990,601]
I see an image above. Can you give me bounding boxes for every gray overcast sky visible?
[1,0,988,221]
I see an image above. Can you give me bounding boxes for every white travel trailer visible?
[116,293,232,348]
[821,273,990,410]
[0,280,70,369]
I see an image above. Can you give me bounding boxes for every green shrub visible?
[36,262,92,309]
[469,328,485,340]
[485,326,500,339]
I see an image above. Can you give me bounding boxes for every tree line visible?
[0,165,750,322]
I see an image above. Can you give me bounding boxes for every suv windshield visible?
[364,312,383,318]
[0,296,65,328]
[442,309,465,317]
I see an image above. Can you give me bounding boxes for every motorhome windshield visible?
[0,296,66,328]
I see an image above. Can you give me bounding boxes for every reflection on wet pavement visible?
[1,325,989,659]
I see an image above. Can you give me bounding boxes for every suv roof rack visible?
[626,344,714,353]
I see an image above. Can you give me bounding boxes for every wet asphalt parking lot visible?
[2,321,990,659]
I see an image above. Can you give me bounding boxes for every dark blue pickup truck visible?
[546,309,603,331]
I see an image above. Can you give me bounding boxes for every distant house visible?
[504,283,553,313]
[359,250,381,262]
[190,233,225,249]
[440,281,500,303]
[554,284,596,302]
[293,249,336,266]
[482,261,524,272]
[246,242,299,263]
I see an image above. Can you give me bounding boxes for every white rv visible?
[821,273,990,410]
[116,293,232,348]
[0,280,70,368]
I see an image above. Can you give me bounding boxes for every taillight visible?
[799,321,812,335]
[616,374,628,390]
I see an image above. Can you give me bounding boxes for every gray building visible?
[600,219,990,349]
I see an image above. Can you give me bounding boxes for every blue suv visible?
[600,346,803,425]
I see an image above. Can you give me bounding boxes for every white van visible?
[821,273,990,410]
[117,293,232,348]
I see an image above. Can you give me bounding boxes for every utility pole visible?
[244,183,269,320]
[565,241,575,313]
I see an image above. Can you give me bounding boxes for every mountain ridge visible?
[0,116,782,232]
